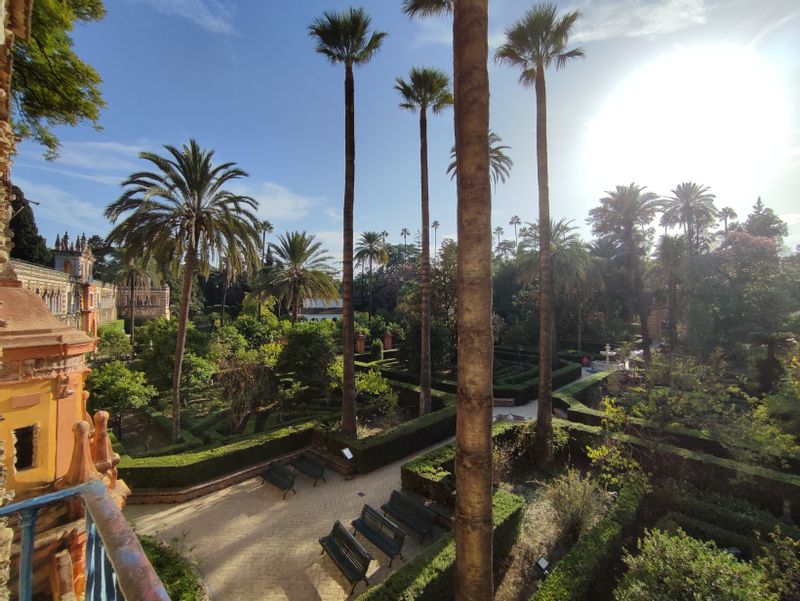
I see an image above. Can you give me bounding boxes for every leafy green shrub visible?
[135,317,209,389]
[86,361,157,439]
[139,534,204,601]
[757,527,800,601]
[544,469,608,544]
[233,313,280,349]
[532,483,644,601]
[276,320,336,393]
[613,528,776,601]
[179,353,216,402]
[655,512,763,559]
[357,490,525,601]
[370,338,384,361]
[207,325,248,364]
[356,369,397,415]
[94,326,132,362]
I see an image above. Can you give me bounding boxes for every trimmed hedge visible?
[129,414,205,458]
[358,349,581,404]
[315,398,457,473]
[531,484,645,601]
[655,511,763,559]
[563,419,800,521]
[357,489,525,601]
[118,419,320,489]
[401,421,520,507]
[652,482,800,541]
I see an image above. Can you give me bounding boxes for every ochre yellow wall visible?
[0,372,86,496]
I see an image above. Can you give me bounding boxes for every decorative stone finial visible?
[91,411,120,488]
[61,421,102,487]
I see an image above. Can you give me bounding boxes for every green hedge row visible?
[555,372,800,472]
[118,419,320,489]
[655,511,763,559]
[531,484,645,601]
[357,489,525,601]
[315,403,457,473]
[563,419,800,521]
[401,421,520,507]
[652,482,800,541]
[129,414,205,458]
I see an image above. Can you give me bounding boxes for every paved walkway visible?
[124,401,542,600]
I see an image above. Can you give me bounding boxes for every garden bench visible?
[319,520,373,595]
[381,490,436,542]
[259,462,296,500]
[351,504,407,566]
[291,452,326,485]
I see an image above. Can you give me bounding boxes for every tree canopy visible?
[12,0,106,158]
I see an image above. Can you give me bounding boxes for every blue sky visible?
[13,0,800,263]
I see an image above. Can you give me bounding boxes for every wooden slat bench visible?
[352,505,406,566]
[259,462,296,500]
[291,452,326,486]
[381,490,436,542]
[319,520,373,595]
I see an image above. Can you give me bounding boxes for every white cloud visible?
[570,0,709,43]
[14,178,109,235]
[411,17,451,48]
[229,181,324,223]
[127,0,235,34]
[17,140,153,186]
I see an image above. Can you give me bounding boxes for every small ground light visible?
[537,557,550,578]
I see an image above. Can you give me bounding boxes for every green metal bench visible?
[352,505,407,566]
[319,520,373,595]
[291,452,326,486]
[381,490,436,542]
[259,462,296,500]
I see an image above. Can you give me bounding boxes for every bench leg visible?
[388,556,393,567]
[350,582,357,595]
[313,479,317,487]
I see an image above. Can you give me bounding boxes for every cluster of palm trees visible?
[99,2,603,597]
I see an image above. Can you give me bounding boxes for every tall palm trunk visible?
[171,251,197,442]
[535,65,554,459]
[454,1,493,599]
[419,108,432,415]
[341,63,357,436]
[129,273,136,350]
[667,273,677,352]
[368,255,374,321]
[626,226,652,368]
[220,266,228,326]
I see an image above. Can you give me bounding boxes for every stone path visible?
[124,402,539,600]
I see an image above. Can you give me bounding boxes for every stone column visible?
[0,8,18,282]
[0,441,13,601]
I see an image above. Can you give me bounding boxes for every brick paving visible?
[124,450,442,600]
[124,401,542,601]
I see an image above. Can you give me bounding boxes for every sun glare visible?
[584,45,790,199]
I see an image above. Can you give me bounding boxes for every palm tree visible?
[400,227,411,246]
[495,3,584,458]
[719,206,737,234]
[517,219,590,356]
[452,1,493,598]
[309,7,386,436]
[104,248,161,351]
[260,219,274,265]
[105,139,260,442]
[589,236,621,337]
[447,130,513,189]
[655,234,686,352]
[355,230,389,319]
[509,215,521,244]
[381,230,389,244]
[259,231,338,323]
[659,182,717,254]
[494,226,504,246]
[395,66,453,416]
[589,183,659,368]
[431,220,440,251]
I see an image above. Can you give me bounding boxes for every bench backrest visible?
[389,491,435,524]
[332,521,371,573]
[269,462,296,482]
[362,505,406,545]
